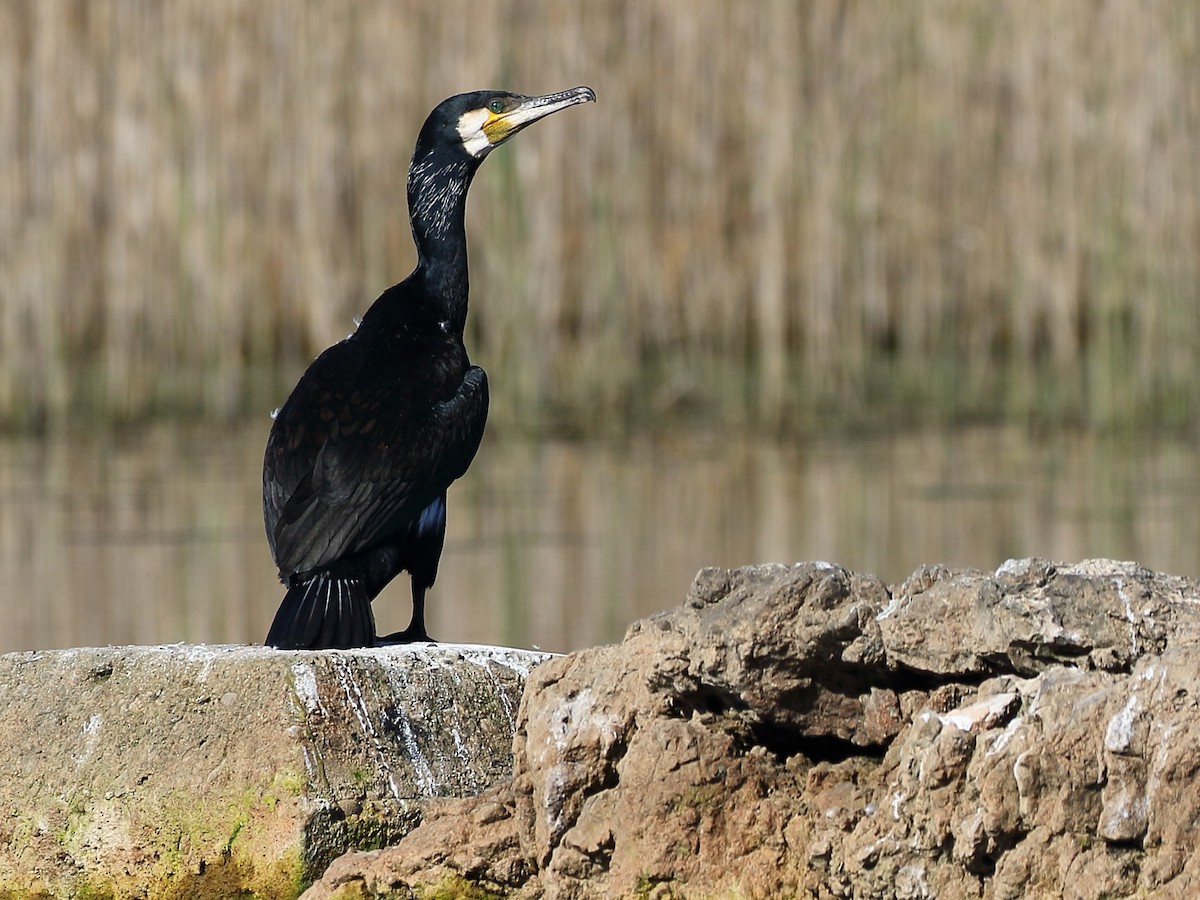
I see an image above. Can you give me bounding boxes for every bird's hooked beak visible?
[460,86,596,158]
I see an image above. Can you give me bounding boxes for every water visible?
[2,423,1198,654]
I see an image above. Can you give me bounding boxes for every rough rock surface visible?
[0,643,546,899]
[301,559,1200,899]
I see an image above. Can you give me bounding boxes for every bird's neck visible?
[407,152,478,329]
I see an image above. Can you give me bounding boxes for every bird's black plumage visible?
[263,86,595,650]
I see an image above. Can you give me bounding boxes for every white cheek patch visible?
[456,108,493,158]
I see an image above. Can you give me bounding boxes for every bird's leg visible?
[377,583,434,644]
[405,582,433,641]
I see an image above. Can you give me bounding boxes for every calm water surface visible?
[2,423,1198,654]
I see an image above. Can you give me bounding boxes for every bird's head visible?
[419,86,597,161]
[406,86,596,266]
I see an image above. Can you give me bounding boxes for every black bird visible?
[263,86,596,650]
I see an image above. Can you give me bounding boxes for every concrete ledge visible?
[0,642,548,899]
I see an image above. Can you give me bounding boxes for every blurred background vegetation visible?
[2,0,1198,435]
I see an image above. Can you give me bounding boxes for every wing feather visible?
[263,337,488,578]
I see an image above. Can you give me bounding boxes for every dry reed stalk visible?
[0,0,1197,431]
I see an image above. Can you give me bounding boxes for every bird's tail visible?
[265,573,376,650]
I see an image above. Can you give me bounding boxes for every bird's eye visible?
[487,99,505,114]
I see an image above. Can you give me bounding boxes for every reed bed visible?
[1,0,1198,432]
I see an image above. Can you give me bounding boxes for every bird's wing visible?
[264,344,488,578]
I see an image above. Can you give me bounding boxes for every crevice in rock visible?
[883,662,994,692]
[667,682,748,720]
[1100,835,1145,852]
[665,684,890,765]
[979,642,1095,678]
[748,721,888,765]
[956,830,1028,878]
[544,722,633,864]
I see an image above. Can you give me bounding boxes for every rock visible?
[0,643,546,899]
[301,559,1200,899]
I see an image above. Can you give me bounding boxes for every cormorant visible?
[263,86,596,650]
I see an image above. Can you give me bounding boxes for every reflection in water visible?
[1,424,1198,654]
